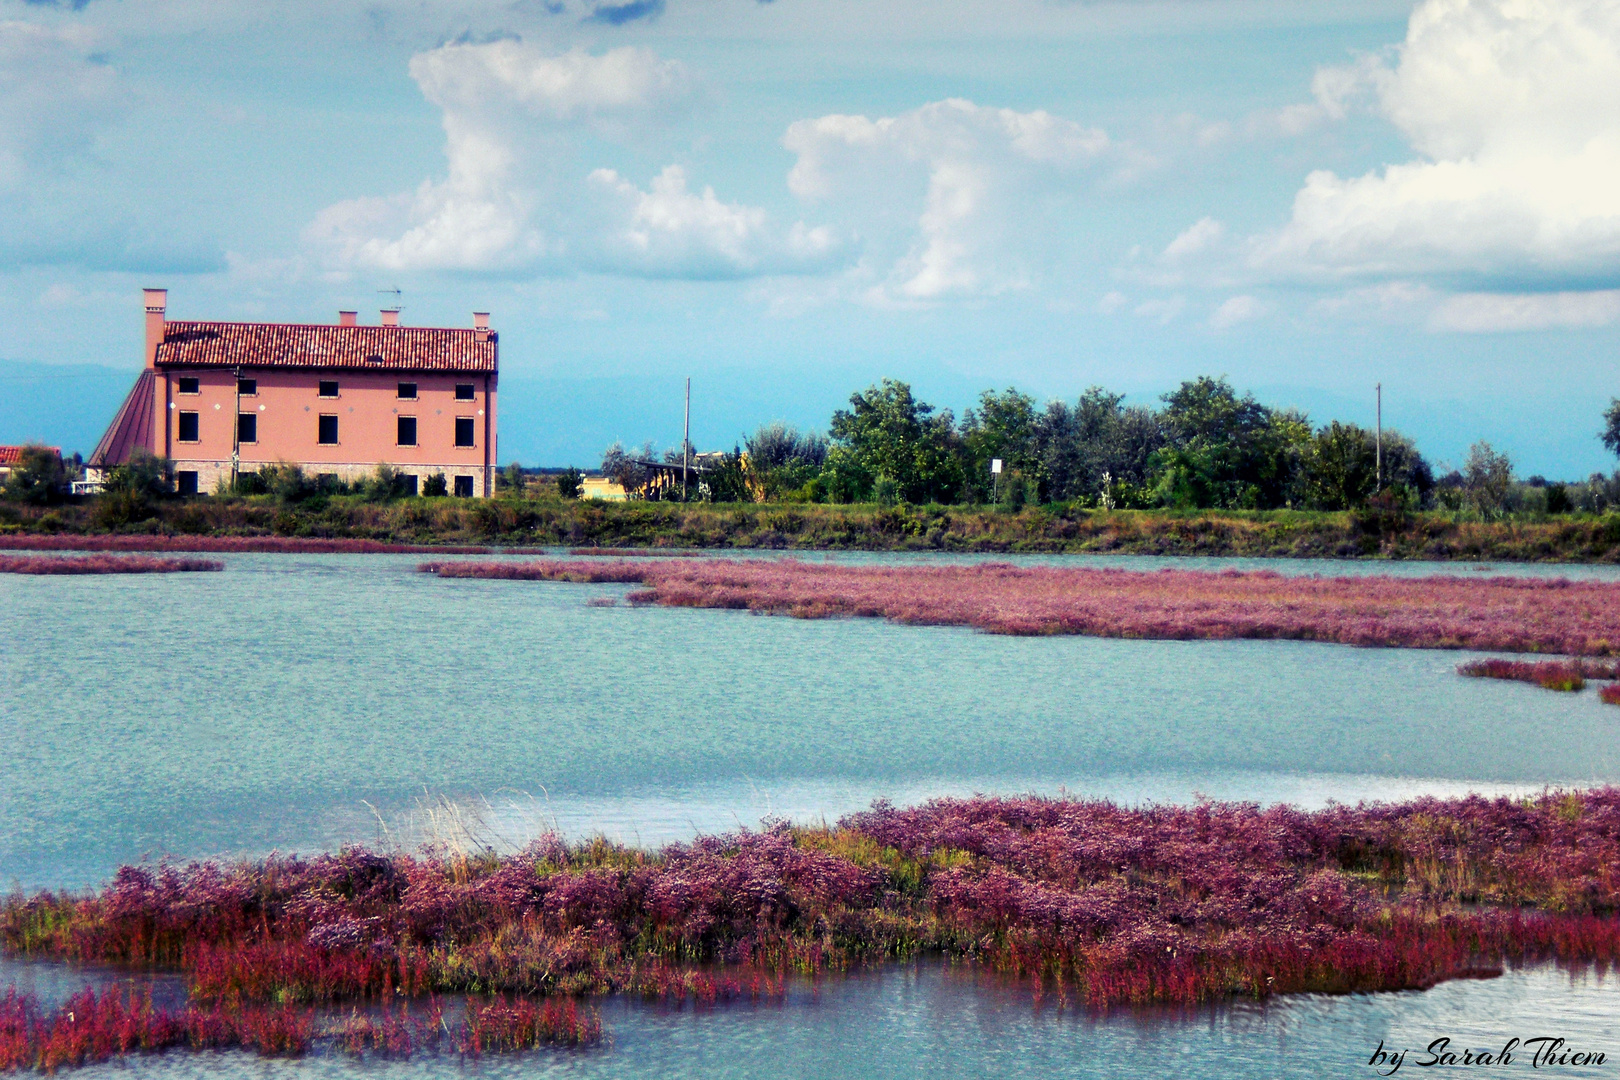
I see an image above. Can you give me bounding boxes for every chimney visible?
[473,312,490,342]
[338,311,358,327]
[380,309,400,327]
[143,288,167,368]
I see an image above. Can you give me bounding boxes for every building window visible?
[318,414,338,444]
[454,475,475,497]
[178,411,200,442]
[397,382,417,400]
[455,417,475,447]
[178,377,200,395]
[238,413,257,444]
[397,416,417,446]
[319,380,339,398]
[238,378,257,396]
[176,471,199,496]
[402,474,419,497]
[455,383,475,401]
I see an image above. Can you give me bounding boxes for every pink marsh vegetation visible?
[0,985,600,1071]
[1453,658,1620,692]
[421,558,1620,655]
[7,791,1620,1033]
[0,554,222,575]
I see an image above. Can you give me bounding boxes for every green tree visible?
[702,447,752,502]
[961,388,1040,499]
[1463,441,1514,519]
[1298,422,1379,510]
[746,422,828,500]
[827,379,963,504]
[556,468,583,499]
[1151,377,1306,508]
[1035,388,1165,503]
[2,444,67,505]
[1602,399,1620,459]
[502,462,525,495]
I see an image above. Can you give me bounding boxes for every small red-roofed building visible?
[89,289,499,496]
[0,445,60,481]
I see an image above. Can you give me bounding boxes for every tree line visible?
[591,377,1620,515]
[605,376,1461,511]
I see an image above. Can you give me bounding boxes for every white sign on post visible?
[991,459,1003,474]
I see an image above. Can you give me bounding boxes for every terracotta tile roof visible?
[88,370,157,468]
[0,446,24,465]
[154,322,498,373]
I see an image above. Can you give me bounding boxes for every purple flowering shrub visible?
[7,792,1620,1020]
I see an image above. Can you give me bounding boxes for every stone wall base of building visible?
[170,460,492,497]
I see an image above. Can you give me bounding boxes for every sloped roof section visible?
[89,369,156,468]
[0,446,61,465]
[155,322,498,373]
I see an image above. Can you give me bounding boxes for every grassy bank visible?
[6,496,1620,561]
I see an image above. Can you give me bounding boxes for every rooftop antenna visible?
[378,286,404,311]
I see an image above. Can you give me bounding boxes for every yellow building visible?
[580,475,628,501]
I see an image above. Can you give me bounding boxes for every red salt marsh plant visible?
[568,547,701,557]
[0,985,315,1071]
[1457,659,1589,692]
[1602,684,1620,706]
[422,558,1620,656]
[10,790,1620,1038]
[0,554,222,575]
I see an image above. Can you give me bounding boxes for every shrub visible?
[1,444,67,505]
[362,464,412,502]
[556,468,582,500]
[872,475,901,507]
[422,473,448,498]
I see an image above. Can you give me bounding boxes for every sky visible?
[1,0,1618,476]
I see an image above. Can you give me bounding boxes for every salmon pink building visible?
[90,289,498,496]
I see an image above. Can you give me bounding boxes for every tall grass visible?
[422,558,1620,655]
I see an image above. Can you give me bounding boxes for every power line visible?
[0,372,132,383]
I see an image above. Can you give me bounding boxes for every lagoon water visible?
[4,551,1620,1076]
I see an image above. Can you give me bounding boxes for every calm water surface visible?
[3,551,1619,1077]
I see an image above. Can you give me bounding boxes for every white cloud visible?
[1097,289,1128,314]
[1209,294,1265,329]
[583,165,836,277]
[1253,0,1620,286]
[1164,217,1225,260]
[782,98,1111,301]
[408,41,693,130]
[1430,290,1620,332]
[308,41,819,278]
[0,21,119,188]
[1133,296,1184,324]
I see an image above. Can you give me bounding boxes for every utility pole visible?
[231,364,242,490]
[682,377,691,501]
[1375,383,1383,492]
